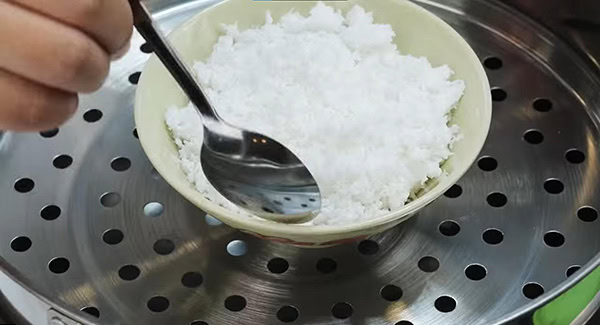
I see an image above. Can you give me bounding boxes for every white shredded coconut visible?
[165,3,465,225]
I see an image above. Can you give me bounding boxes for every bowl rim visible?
[134,0,492,238]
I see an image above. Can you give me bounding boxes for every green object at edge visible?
[534,266,600,325]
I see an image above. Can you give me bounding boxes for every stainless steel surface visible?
[588,306,600,325]
[573,290,600,325]
[499,0,600,73]
[130,0,321,222]
[0,257,96,325]
[1,0,600,324]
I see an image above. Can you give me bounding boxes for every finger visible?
[0,2,110,93]
[111,40,132,61]
[0,69,78,132]
[8,0,133,55]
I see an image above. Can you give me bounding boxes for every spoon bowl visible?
[201,128,320,223]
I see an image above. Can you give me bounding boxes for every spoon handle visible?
[128,0,220,122]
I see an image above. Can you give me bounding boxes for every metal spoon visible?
[129,0,321,223]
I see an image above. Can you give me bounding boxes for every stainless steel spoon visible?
[129,0,321,223]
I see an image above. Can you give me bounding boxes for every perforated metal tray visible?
[1,0,600,324]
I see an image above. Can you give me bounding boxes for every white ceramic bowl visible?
[134,0,492,247]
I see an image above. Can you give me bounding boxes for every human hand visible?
[0,0,133,131]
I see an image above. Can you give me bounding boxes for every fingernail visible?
[69,94,79,114]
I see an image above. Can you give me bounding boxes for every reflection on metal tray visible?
[1,0,600,324]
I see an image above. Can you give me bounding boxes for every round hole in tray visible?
[81,306,100,318]
[434,296,456,313]
[316,258,337,274]
[277,305,299,323]
[543,231,565,247]
[267,257,289,274]
[14,178,34,193]
[418,256,440,273]
[205,215,223,226]
[532,98,552,112]
[357,240,379,255]
[53,154,73,169]
[111,157,131,172]
[439,220,460,236]
[395,321,414,325]
[10,236,32,252]
[118,265,140,281]
[40,128,59,138]
[129,72,142,85]
[577,206,598,222]
[331,302,353,319]
[100,192,121,207]
[224,295,246,312]
[524,130,544,144]
[140,42,153,53]
[262,206,275,213]
[226,240,247,257]
[380,284,403,301]
[150,168,162,180]
[523,282,544,299]
[483,57,502,70]
[487,192,507,207]
[566,265,581,277]
[154,239,175,255]
[465,264,487,281]
[181,272,204,288]
[444,185,462,198]
[83,109,103,123]
[565,149,585,164]
[48,257,70,274]
[102,229,124,245]
[144,202,164,217]
[491,88,507,101]
[544,179,564,194]
[147,296,170,312]
[478,156,498,171]
[483,228,504,245]
[40,205,61,220]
